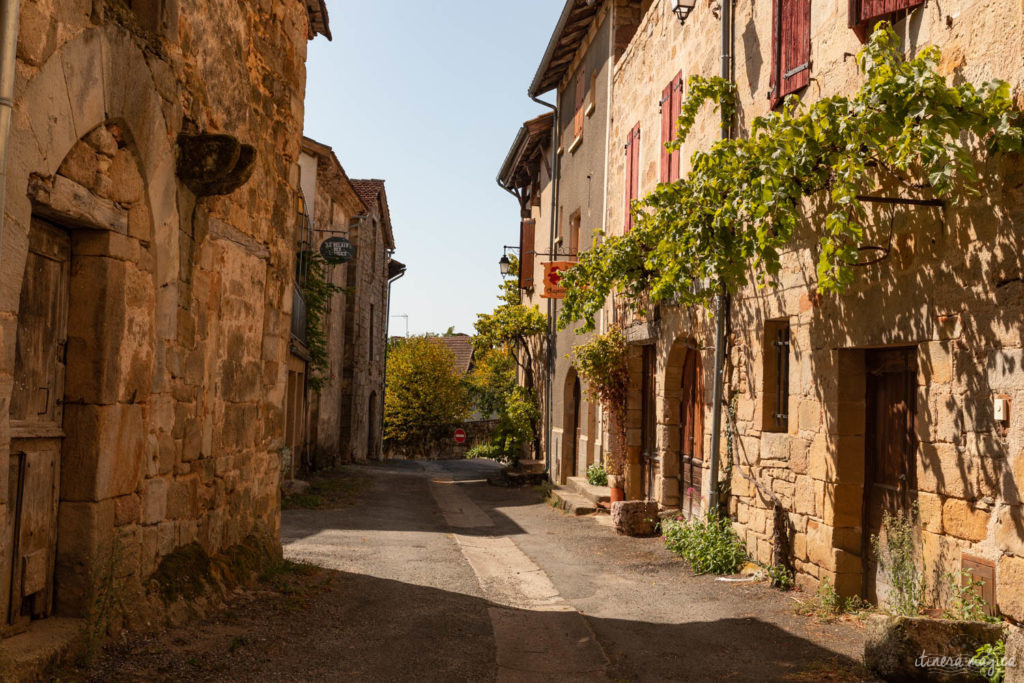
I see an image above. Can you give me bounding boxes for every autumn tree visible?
[472,256,547,460]
[384,336,471,458]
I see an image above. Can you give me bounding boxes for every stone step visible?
[516,459,546,474]
[547,486,598,516]
[566,476,611,505]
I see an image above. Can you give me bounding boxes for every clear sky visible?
[303,1,563,337]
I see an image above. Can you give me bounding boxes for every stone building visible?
[514,0,658,487]
[342,179,396,463]
[508,0,1024,619]
[288,141,400,473]
[0,0,329,637]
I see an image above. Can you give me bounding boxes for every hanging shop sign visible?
[541,261,575,299]
[319,236,356,264]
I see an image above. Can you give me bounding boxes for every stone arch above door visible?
[4,25,180,341]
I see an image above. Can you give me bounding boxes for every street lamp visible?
[499,254,511,276]
[672,0,696,25]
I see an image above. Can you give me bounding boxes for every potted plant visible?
[571,325,629,502]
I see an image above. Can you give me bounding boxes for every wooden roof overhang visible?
[305,0,332,40]
[528,0,601,98]
[497,113,554,191]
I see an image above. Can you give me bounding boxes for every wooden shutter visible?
[769,0,811,109]
[669,73,683,181]
[849,0,925,39]
[574,73,586,139]
[625,124,640,233]
[660,82,673,184]
[520,219,536,289]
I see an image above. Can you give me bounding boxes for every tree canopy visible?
[384,335,471,456]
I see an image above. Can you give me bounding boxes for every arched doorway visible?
[559,368,580,484]
[664,338,704,516]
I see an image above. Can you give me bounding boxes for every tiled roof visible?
[305,0,332,40]
[434,334,474,376]
[529,0,600,97]
[350,179,386,207]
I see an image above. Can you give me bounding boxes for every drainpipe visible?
[382,253,406,460]
[531,94,557,480]
[0,0,22,250]
[707,0,734,515]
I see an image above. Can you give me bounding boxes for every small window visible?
[762,319,790,432]
[624,123,640,232]
[567,210,581,258]
[849,0,925,41]
[769,0,811,109]
[660,71,683,183]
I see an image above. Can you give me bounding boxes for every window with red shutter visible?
[848,0,925,41]
[624,123,641,233]
[520,219,536,290]
[574,73,586,140]
[769,0,811,109]
[661,72,684,183]
[568,210,581,259]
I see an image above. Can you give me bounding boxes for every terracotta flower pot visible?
[608,474,625,502]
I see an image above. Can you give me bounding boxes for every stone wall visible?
[591,0,1024,615]
[1,0,317,634]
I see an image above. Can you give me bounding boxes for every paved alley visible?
[88,458,868,682]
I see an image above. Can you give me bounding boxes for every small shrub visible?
[795,577,871,623]
[971,640,1007,683]
[586,463,608,486]
[871,507,924,617]
[466,443,500,460]
[662,512,747,575]
[944,569,998,622]
[763,563,794,591]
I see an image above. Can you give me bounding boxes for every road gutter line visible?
[425,464,609,681]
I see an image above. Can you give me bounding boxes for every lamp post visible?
[671,0,696,25]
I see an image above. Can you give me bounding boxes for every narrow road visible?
[281,459,869,682]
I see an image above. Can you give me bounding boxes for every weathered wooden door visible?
[679,348,704,516]
[863,347,918,604]
[571,377,581,478]
[7,218,69,628]
[640,346,657,501]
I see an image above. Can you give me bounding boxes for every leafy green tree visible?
[473,256,547,459]
[466,347,539,463]
[302,253,343,392]
[384,336,471,457]
[558,24,1022,332]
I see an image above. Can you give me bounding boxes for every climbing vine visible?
[302,252,343,392]
[570,325,629,476]
[558,24,1022,331]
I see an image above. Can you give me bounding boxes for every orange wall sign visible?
[541,261,575,299]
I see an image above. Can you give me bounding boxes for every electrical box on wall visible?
[993,397,1008,423]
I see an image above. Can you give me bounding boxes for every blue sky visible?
[304,1,563,337]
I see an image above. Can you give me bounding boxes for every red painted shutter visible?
[574,74,586,139]
[520,219,536,289]
[850,1,925,38]
[670,72,683,181]
[660,82,673,184]
[770,0,811,107]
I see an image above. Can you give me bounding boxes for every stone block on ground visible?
[863,614,1004,681]
[280,479,310,495]
[611,500,660,537]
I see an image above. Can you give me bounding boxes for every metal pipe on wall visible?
[530,93,557,480]
[707,0,734,514]
[0,0,22,254]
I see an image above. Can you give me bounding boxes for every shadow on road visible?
[76,564,869,682]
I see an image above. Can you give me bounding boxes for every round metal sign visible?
[454,428,467,444]
[319,236,356,264]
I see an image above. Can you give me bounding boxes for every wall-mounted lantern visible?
[672,0,696,25]
[499,254,512,276]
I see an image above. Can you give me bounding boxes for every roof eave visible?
[528,0,579,98]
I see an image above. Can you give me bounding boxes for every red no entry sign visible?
[454,428,466,444]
